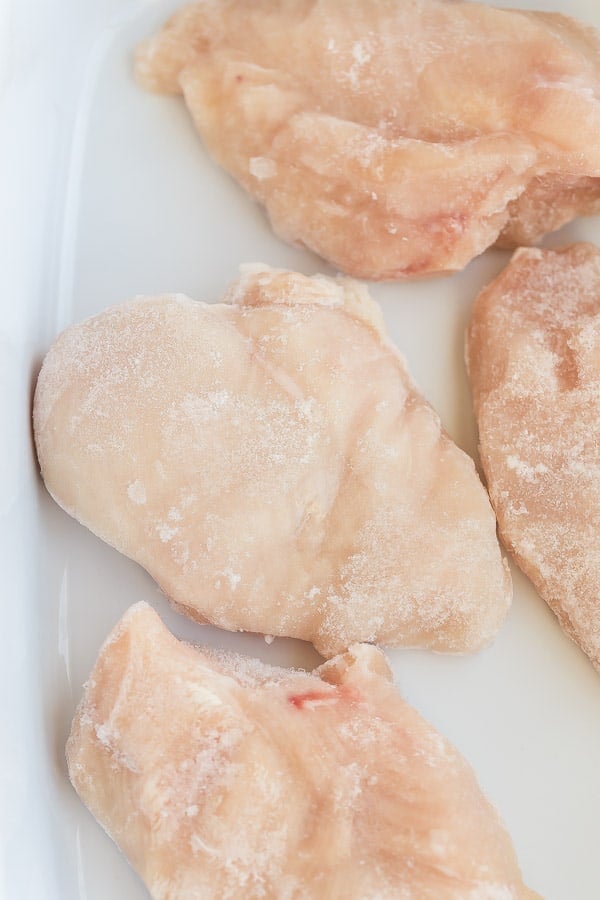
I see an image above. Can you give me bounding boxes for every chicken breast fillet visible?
[135,0,600,280]
[34,266,510,657]
[67,602,538,899]
[467,244,600,671]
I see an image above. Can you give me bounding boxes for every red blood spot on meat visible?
[287,684,361,709]
[288,689,336,709]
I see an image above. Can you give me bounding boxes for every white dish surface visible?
[2,1,600,897]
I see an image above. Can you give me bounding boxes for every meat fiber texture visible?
[135,0,600,280]
[34,266,510,657]
[67,602,539,899]
[467,243,600,671]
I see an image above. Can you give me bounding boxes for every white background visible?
[1,1,599,897]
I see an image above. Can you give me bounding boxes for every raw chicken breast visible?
[467,244,600,671]
[34,266,510,657]
[67,602,539,899]
[135,0,600,280]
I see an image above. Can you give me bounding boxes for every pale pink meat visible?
[34,266,510,657]
[467,243,600,671]
[135,0,600,280]
[67,602,539,899]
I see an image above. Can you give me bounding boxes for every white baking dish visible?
[1,1,599,897]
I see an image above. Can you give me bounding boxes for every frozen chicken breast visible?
[35,266,510,656]
[467,243,600,671]
[67,602,538,899]
[136,0,600,279]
